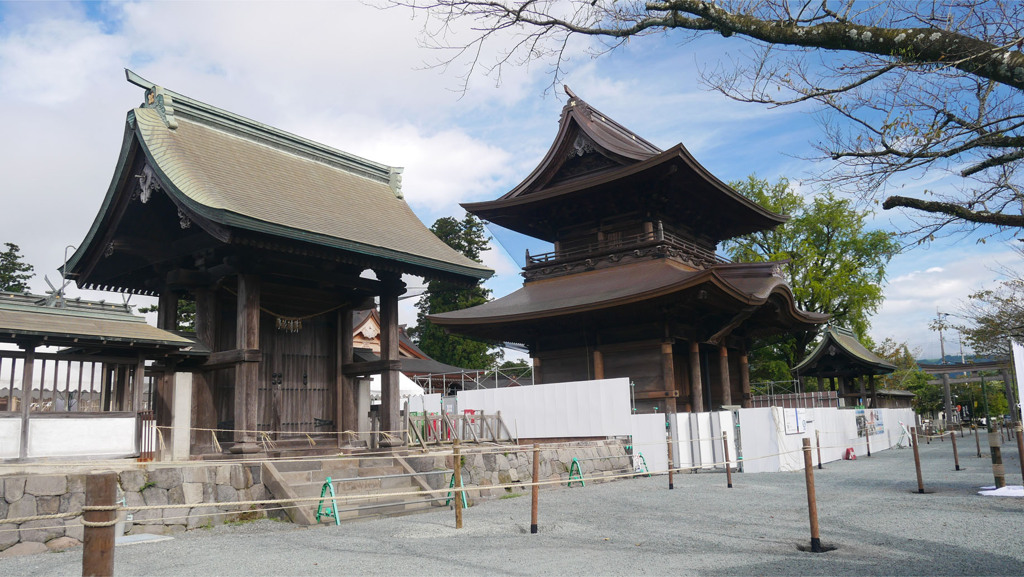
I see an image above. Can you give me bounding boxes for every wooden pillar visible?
[157,290,179,331]
[191,288,218,452]
[378,272,405,447]
[689,341,704,413]
[593,349,605,380]
[661,341,677,413]
[337,308,356,444]
[232,274,260,452]
[718,345,732,407]
[155,290,178,430]
[133,354,146,412]
[19,346,35,459]
[869,374,878,408]
[115,365,130,411]
[532,357,542,385]
[101,364,113,413]
[858,377,867,407]
[740,352,751,409]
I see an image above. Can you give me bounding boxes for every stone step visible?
[273,460,324,473]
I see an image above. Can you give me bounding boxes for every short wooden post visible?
[802,438,822,553]
[951,430,961,471]
[530,443,540,534]
[453,439,463,529]
[975,425,982,457]
[815,429,823,470]
[666,425,674,490]
[988,430,1006,489]
[911,427,925,494]
[722,431,733,488]
[82,472,117,577]
[865,427,872,457]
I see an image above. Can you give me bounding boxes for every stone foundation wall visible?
[408,439,632,501]
[0,463,265,554]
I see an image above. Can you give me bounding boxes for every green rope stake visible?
[315,477,341,526]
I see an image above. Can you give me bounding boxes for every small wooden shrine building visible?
[430,89,826,413]
[792,326,897,407]
[65,71,491,454]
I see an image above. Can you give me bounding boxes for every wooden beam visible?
[232,274,260,452]
[201,348,261,370]
[634,390,681,400]
[342,359,401,377]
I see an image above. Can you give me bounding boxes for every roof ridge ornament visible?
[388,167,404,199]
[146,86,178,129]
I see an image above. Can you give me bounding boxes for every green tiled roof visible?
[793,326,897,376]
[0,292,194,349]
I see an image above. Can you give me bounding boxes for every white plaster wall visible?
[0,417,20,459]
[408,393,442,414]
[457,378,631,439]
[27,416,137,458]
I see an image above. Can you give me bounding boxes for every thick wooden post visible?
[530,443,540,534]
[453,439,463,529]
[975,424,982,457]
[666,420,674,490]
[911,427,925,494]
[723,431,733,488]
[592,349,605,380]
[132,354,145,413]
[532,357,542,386]
[718,345,732,407]
[82,472,117,577]
[689,341,703,413]
[192,287,218,453]
[337,308,355,445]
[232,274,260,452]
[739,352,751,408]
[869,374,878,408]
[378,273,405,446]
[988,430,1006,489]
[802,438,822,553]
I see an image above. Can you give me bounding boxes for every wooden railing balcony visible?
[525,230,728,269]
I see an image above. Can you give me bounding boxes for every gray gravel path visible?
[3,435,1023,576]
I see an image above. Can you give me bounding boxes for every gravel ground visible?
[3,435,1023,576]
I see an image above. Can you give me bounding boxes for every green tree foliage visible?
[409,215,502,369]
[0,242,34,292]
[136,299,196,332]
[725,176,899,373]
[959,279,1024,358]
[873,338,935,416]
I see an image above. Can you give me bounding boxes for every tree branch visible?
[883,195,1024,227]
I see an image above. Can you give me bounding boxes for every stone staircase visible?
[263,453,445,525]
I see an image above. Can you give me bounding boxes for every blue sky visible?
[0,1,1018,361]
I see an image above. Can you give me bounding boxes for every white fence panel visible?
[27,415,137,459]
[457,378,631,439]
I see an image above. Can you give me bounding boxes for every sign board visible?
[783,408,806,434]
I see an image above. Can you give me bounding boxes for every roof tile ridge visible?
[564,87,662,154]
[125,69,404,196]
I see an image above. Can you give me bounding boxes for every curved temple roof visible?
[429,259,827,344]
[67,70,491,286]
[793,326,896,377]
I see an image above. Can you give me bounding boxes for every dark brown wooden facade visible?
[431,89,826,413]
[66,71,491,455]
[793,326,897,408]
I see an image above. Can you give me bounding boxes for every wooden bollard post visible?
[722,431,733,489]
[865,428,872,457]
[666,425,674,490]
[802,438,822,553]
[1016,426,1024,483]
[816,430,823,470]
[911,427,925,494]
[82,471,117,577]
[530,443,540,534]
[975,425,982,457]
[988,430,1006,489]
[951,430,961,471]
[453,439,463,529]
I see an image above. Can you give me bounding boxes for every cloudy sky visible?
[0,1,1018,361]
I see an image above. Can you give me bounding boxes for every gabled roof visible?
[0,292,195,350]
[463,89,787,243]
[66,70,491,286]
[793,326,897,377]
